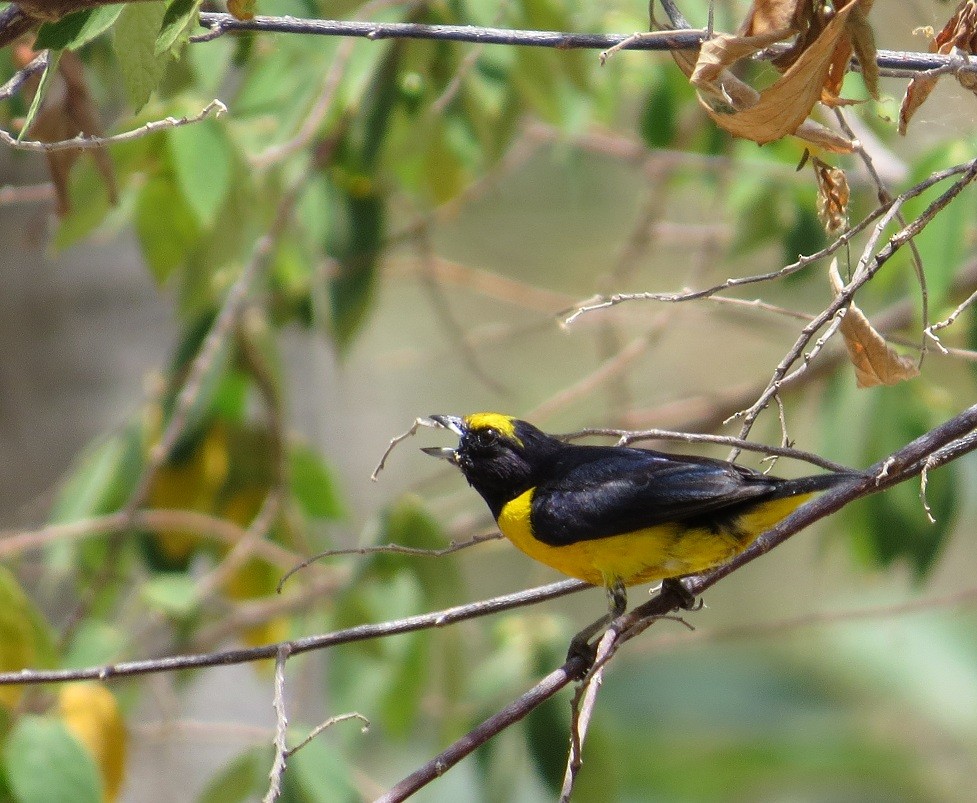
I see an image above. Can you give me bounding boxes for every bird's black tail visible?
[773,471,861,499]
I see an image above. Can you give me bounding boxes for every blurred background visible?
[2,0,977,800]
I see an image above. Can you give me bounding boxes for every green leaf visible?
[35,6,124,51]
[730,184,783,257]
[326,183,385,348]
[156,0,202,57]
[113,2,169,112]
[378,495,462,607]
[48,429,142,524]
[198,747,273,803]
[284,728,357,803]
[782,202,826,266]
[52,157,115,250]
[4,717,102,803]
[62,620,126,670]
[141,574,200,619]
[289,444,345,520]
[639,69,679,149]
[167,118,233,226]
[18,51,60,143]
[135,172,201,285]
[849,384,958,577]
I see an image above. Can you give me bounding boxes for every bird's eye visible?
[472,428,498,449]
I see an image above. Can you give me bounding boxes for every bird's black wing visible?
[530,446,780,546]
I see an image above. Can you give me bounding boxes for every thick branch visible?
[190,13,977,77]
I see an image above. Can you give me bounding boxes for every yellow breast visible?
[496,489,813,588]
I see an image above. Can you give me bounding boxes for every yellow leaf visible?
[830,261,920,388]
[227,0,255,21]
[59,683,127,802]
[0,567,54,710]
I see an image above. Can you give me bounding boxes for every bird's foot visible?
[661,578,701,611]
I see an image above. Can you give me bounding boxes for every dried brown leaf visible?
[18,50,117,216]
[829,260,920,388]
[793,119,856,153]
[691,28,794,107]
[691,0,866,147]
[738,0,810,37]
[813,158,849,234]
[899,1,977,134]
[847,3,880,100]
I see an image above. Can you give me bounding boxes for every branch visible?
[0,99,226,152]
[0,579,587,685]
[189,13,977,79]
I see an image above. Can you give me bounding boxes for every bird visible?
[422,412,856,655]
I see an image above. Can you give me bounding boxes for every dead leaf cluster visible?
[899,1,977,134]
[665,0,880,153]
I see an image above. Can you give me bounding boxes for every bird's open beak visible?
[426,414,465,435]
[421,446,459,462]
[421,415,465,463]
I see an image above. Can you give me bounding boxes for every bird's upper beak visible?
[421,414,466,463]
[427,414,465,435]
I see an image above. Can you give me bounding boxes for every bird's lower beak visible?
[421,446,459,463]
[427,414,465,435]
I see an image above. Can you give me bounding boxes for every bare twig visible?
[562,205,882,325]
[562,427,855,474]
[0,579,588,685]
[560,627,615,802]
[276,532,502,593]
[287,712,370,758]
[731,158,977,441]
[0,100,226,152]
[371,416,441,480]
[264,645,292,803]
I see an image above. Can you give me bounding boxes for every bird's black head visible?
[422,413,561,517]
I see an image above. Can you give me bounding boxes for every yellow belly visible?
[496,489,813,587]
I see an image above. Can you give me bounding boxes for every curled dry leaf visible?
[813,158,849,234]
[829,260,920,388]
[899,0,977,134]
[674,0,875,153]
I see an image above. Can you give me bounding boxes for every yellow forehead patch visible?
[464,412,522,445]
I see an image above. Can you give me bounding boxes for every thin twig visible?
[276,532,503,593]
[731,158,977,441]
[187,12,977,77]
[0,579,588,685]
[562,427,856,474]
[560,627,615,802]
[1,100,227,152]
[263,645,292,803]
[562,205,883,325]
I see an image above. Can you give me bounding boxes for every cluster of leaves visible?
[0,0,976,799]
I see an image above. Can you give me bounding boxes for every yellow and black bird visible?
[423,412,855,650]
